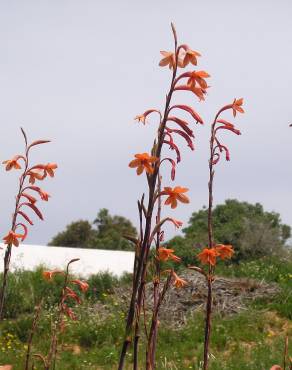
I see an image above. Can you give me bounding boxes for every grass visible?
[0,256,291,369]
[0,308,290,369]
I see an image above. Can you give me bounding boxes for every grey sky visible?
[0,0,291,245]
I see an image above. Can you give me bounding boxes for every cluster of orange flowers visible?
[159,47,201,69]
[2,148,57,247]
[156,244,234,289]
[156,247,187,288]
[197,244,234,266]
[159,46,210,101]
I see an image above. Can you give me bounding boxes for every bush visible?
[85,272,119,301]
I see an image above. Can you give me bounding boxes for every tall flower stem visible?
[0,131,29,319]
[145,174,162,369]
[203,108,229,370]
[203,112,219,370]
[118,24,179,370]
[47,259,76,370]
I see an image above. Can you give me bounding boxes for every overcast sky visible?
[0,0,291,245]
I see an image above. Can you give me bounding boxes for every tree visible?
[90,208,137,251]
[169,199,291,263]
[48,209,137,251]
[48,220,94,247]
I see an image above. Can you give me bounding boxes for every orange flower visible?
[71,279,89,292]
[28,170,45,184]
[43,270,64,280]
[135,114,147,124]
[129,153,158,175]
[189,85,207,101]
[39,189,50,201]
[161,186,189,209]
[197,248,219,266]
[3,230,24,247]
[157,247,181,263]
[169,218,183,228]
[215,244,234,260]
[187,71,210,89]
[63,304,77,320]
[159,51,176,69]
[182,48,201,67]
[172,272,188,288]
[174,84,208,101]
[232,98,244,117]
[2,156,22,171]
[134,109,160,125]
[44,163,58,177]
[21,192,37,204]
[65,287,81,304]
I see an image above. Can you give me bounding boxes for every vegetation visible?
[169,199,291,265]
[0,256,290,369]
[48,208,137,250]
[0,24,291,370]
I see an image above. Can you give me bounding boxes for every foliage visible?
[48,220,94,247]
[0,258,290,368]
[0,308,290,369]
[48,208,137,251]
[0,268,123,318]
[90,208,137,251]
[215,255,292,319]
[171,199,291,263]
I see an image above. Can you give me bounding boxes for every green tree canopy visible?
[169,199,291,263]
[48,209,137,251]
[48,220,94,248]
[90,208,137,251]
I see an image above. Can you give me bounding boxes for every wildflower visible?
[135,114,147,124]
[170,104,204,124]
[197,248,219,266]
[129,153,158,175]
[157,247,181,262]
[71,279,89,292]
[39,189,50,201]
[215,244,234,260]
[63,304,77,320]
[43,270,64,280]
[21,192,37,204]
[44,163,58,177]
[65,287,81,304]
[159,51,176,69]
[27,170,45,184]
[232,98,244,117]
[181,47,201,67]
[160,186,189,208]
[169,218,183,228]
[187,70,210,89]
[134,109,160,125]
[2,156,22,171]
[25,186,50,201]
[3,230,24,247]
[172,272,188,288]
[174,84,207,101]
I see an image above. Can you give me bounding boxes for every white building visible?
[0,244,135,277]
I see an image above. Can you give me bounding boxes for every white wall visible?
[0,244,135,277]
